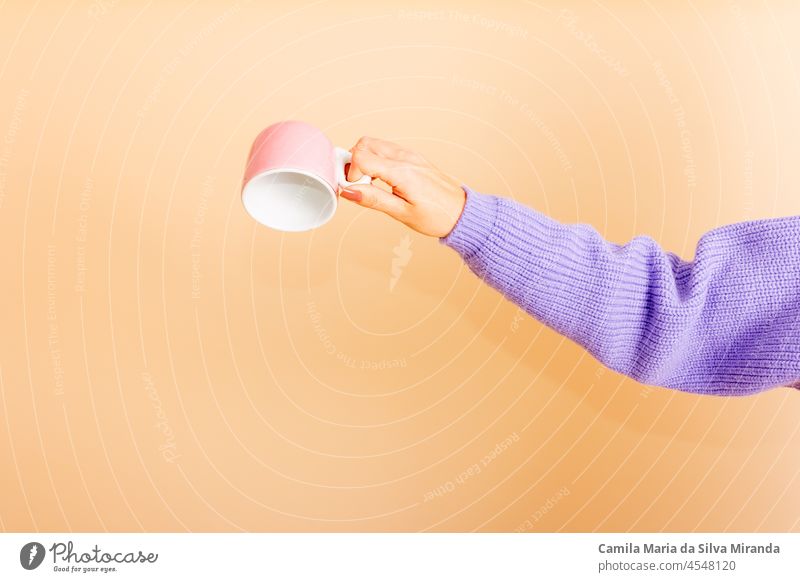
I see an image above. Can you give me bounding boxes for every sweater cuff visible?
[439,185,500,260]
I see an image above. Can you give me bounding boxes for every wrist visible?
[440,186,467,238]
[439,186,500,260]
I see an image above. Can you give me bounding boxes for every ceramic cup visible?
[241,120,372,232]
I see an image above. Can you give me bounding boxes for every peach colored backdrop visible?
[0,0,798,532]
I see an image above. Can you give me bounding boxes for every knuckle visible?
[398,149,419,162]
[394,164,415,179]
[350,148,367,167]
[395,203,412,220]
[360,188,376,207]
[355,136,372,150]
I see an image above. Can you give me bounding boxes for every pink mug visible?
[241,120,372,231]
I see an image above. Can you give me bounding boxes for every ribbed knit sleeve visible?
[441,186,800,396]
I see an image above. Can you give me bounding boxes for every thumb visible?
[340,183,408,221]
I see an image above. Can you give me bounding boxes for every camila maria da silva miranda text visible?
[598,542,780,554]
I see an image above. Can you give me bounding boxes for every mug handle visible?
[334,146,372,189]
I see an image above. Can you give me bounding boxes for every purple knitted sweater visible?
[440,187,800,396]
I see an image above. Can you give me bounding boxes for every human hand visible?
[339,137,467,238]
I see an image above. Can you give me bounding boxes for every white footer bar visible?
[1,533,797,581]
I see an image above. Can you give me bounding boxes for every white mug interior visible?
[241,169,337,232]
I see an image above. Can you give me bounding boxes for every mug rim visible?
[241,166,337,232]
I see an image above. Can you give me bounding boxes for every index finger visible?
[348,148,403,187]
[353,136,422,164]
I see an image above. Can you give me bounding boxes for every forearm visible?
[441,186,800,395]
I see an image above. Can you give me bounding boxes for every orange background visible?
[0,0,798,532]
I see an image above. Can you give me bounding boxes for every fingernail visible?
[340,188,362,202]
